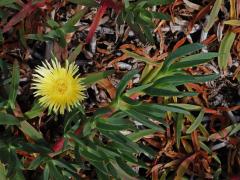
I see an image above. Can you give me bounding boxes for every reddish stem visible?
[86,2,108,43]
[86,0,123,44]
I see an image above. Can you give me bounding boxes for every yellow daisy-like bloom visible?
[32,59,86,114]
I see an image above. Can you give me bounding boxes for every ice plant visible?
[32,59,86,114]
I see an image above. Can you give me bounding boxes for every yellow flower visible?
[32,59,86,114]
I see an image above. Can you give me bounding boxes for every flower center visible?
[56,79,67,94]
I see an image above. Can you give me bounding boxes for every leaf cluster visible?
[1,43,235,179]
[117,0,173,43]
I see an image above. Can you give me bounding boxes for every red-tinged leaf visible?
[52,138,65,152]
[173,37,186,51]
[204,108,221,116]
[163,159,181,169]
[228,137,240,146]
[16,150,34,160]
[52,127,82,152]
[186,83,205,93]
[201,34,217,45]
[97,78,116,99]
[187,2,212,33]
[3,0,47,33]
[86,2,108,43]
[143,138,162,149]
[208,126,233,141]
[86,0,123,43]
[181,139,193,153]
[175,152,200,179]
[191,131,200,151]
[3,2,34,33]
[151,164,159,180]
[74,127,82,135]
[232,27,240,33]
